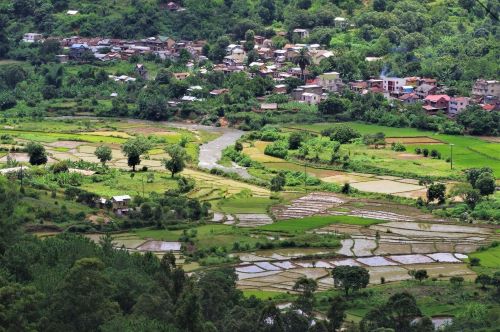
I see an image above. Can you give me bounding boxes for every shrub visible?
[422,148,429,157]
[264,140,288,158]
[321,125,361,144]
[415,148,421,154]
[469,257,481,266]
[391,142,406,152]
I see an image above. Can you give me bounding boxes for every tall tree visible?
[94,145,112,167]
[293,48,311,83]
[292,277,317,317]
[48,258,120,332]
[327,296,347,331]
[26,142,48,165]
[121,136,152,172]
[163,144,188,178]
[332,266,370,296]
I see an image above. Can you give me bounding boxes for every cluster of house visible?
[23,32,208,64]
[22,27,499,114]
[343,76,499,115]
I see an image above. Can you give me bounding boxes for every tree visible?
[258,304,284,332]
[321,125,360,144]
[175,284,203,332]
[318,96,350,116]
[270,173,286,192]
[244,29,255,52]
[465,167,493,188]
[0,279,42,331]
[373,0,386,11]
[292,277,317,317]
[427,183,446,204]
[475,274,491,289]
[94,145,112,166]
[163,144,188,178]
[412,316,434,332]
[327,296,346,331]
[361,292,422,332]
[450,276,464,288]
[48,258,119,332]
[121,136,152,172]
[26,142,48,165]
[288,131,304,150]
[363,132,386,149]
[449,183,481,209]
[475,172,495,196]
[469,257,480,266]
[332,266,370,296]
[413,269,428,282]
[293,48,311,83]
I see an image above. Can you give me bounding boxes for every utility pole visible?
[304,161,307,193]
[450,144,454,170]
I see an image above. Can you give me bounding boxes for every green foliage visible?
[94,145,112,166]
[363,132,386,148]
[391,142,406,152]
[332,266,370,296]
[264,140,289,159]
[321,124,361,144]
[121,136,152,171]
[163,144,188,178]
[427,183,446,204]
[360,292,422,332]
[270,172,286,192]
[26,141,48,165]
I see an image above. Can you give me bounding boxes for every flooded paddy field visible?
[235,252,474,292]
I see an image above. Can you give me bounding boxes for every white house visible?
[22,33,43,43]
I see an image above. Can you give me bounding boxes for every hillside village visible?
[22,31,499,115]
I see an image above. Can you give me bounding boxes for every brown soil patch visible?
[479,136,500,143]
[47,141,84,148]
[397,153,421,159]
[386,136,444,145]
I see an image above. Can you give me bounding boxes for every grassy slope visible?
[286,122,500,176]
[132,224,263,250]
[217,197,276,213]
[469,245,500,269]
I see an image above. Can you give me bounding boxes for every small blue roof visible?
[71,43,88,48]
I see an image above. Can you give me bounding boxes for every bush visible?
[422,148,429,157]
[391,142,406,152]
[415,148,421,154]
[321,125,361,144]
[264,140,289,158]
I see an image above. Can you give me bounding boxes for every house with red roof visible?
[423,95,450,113]
[482,104,496,111]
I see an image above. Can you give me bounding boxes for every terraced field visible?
[232,191,498,293]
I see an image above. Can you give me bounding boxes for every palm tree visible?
[294,47,311,83]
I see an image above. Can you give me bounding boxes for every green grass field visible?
[469,245,500,268]
[0,129,127,144]
[285,122,500,176]
[133,224,264,250]
[217,197,276,213]
[80,171,178,197]
[259,215,385,233]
